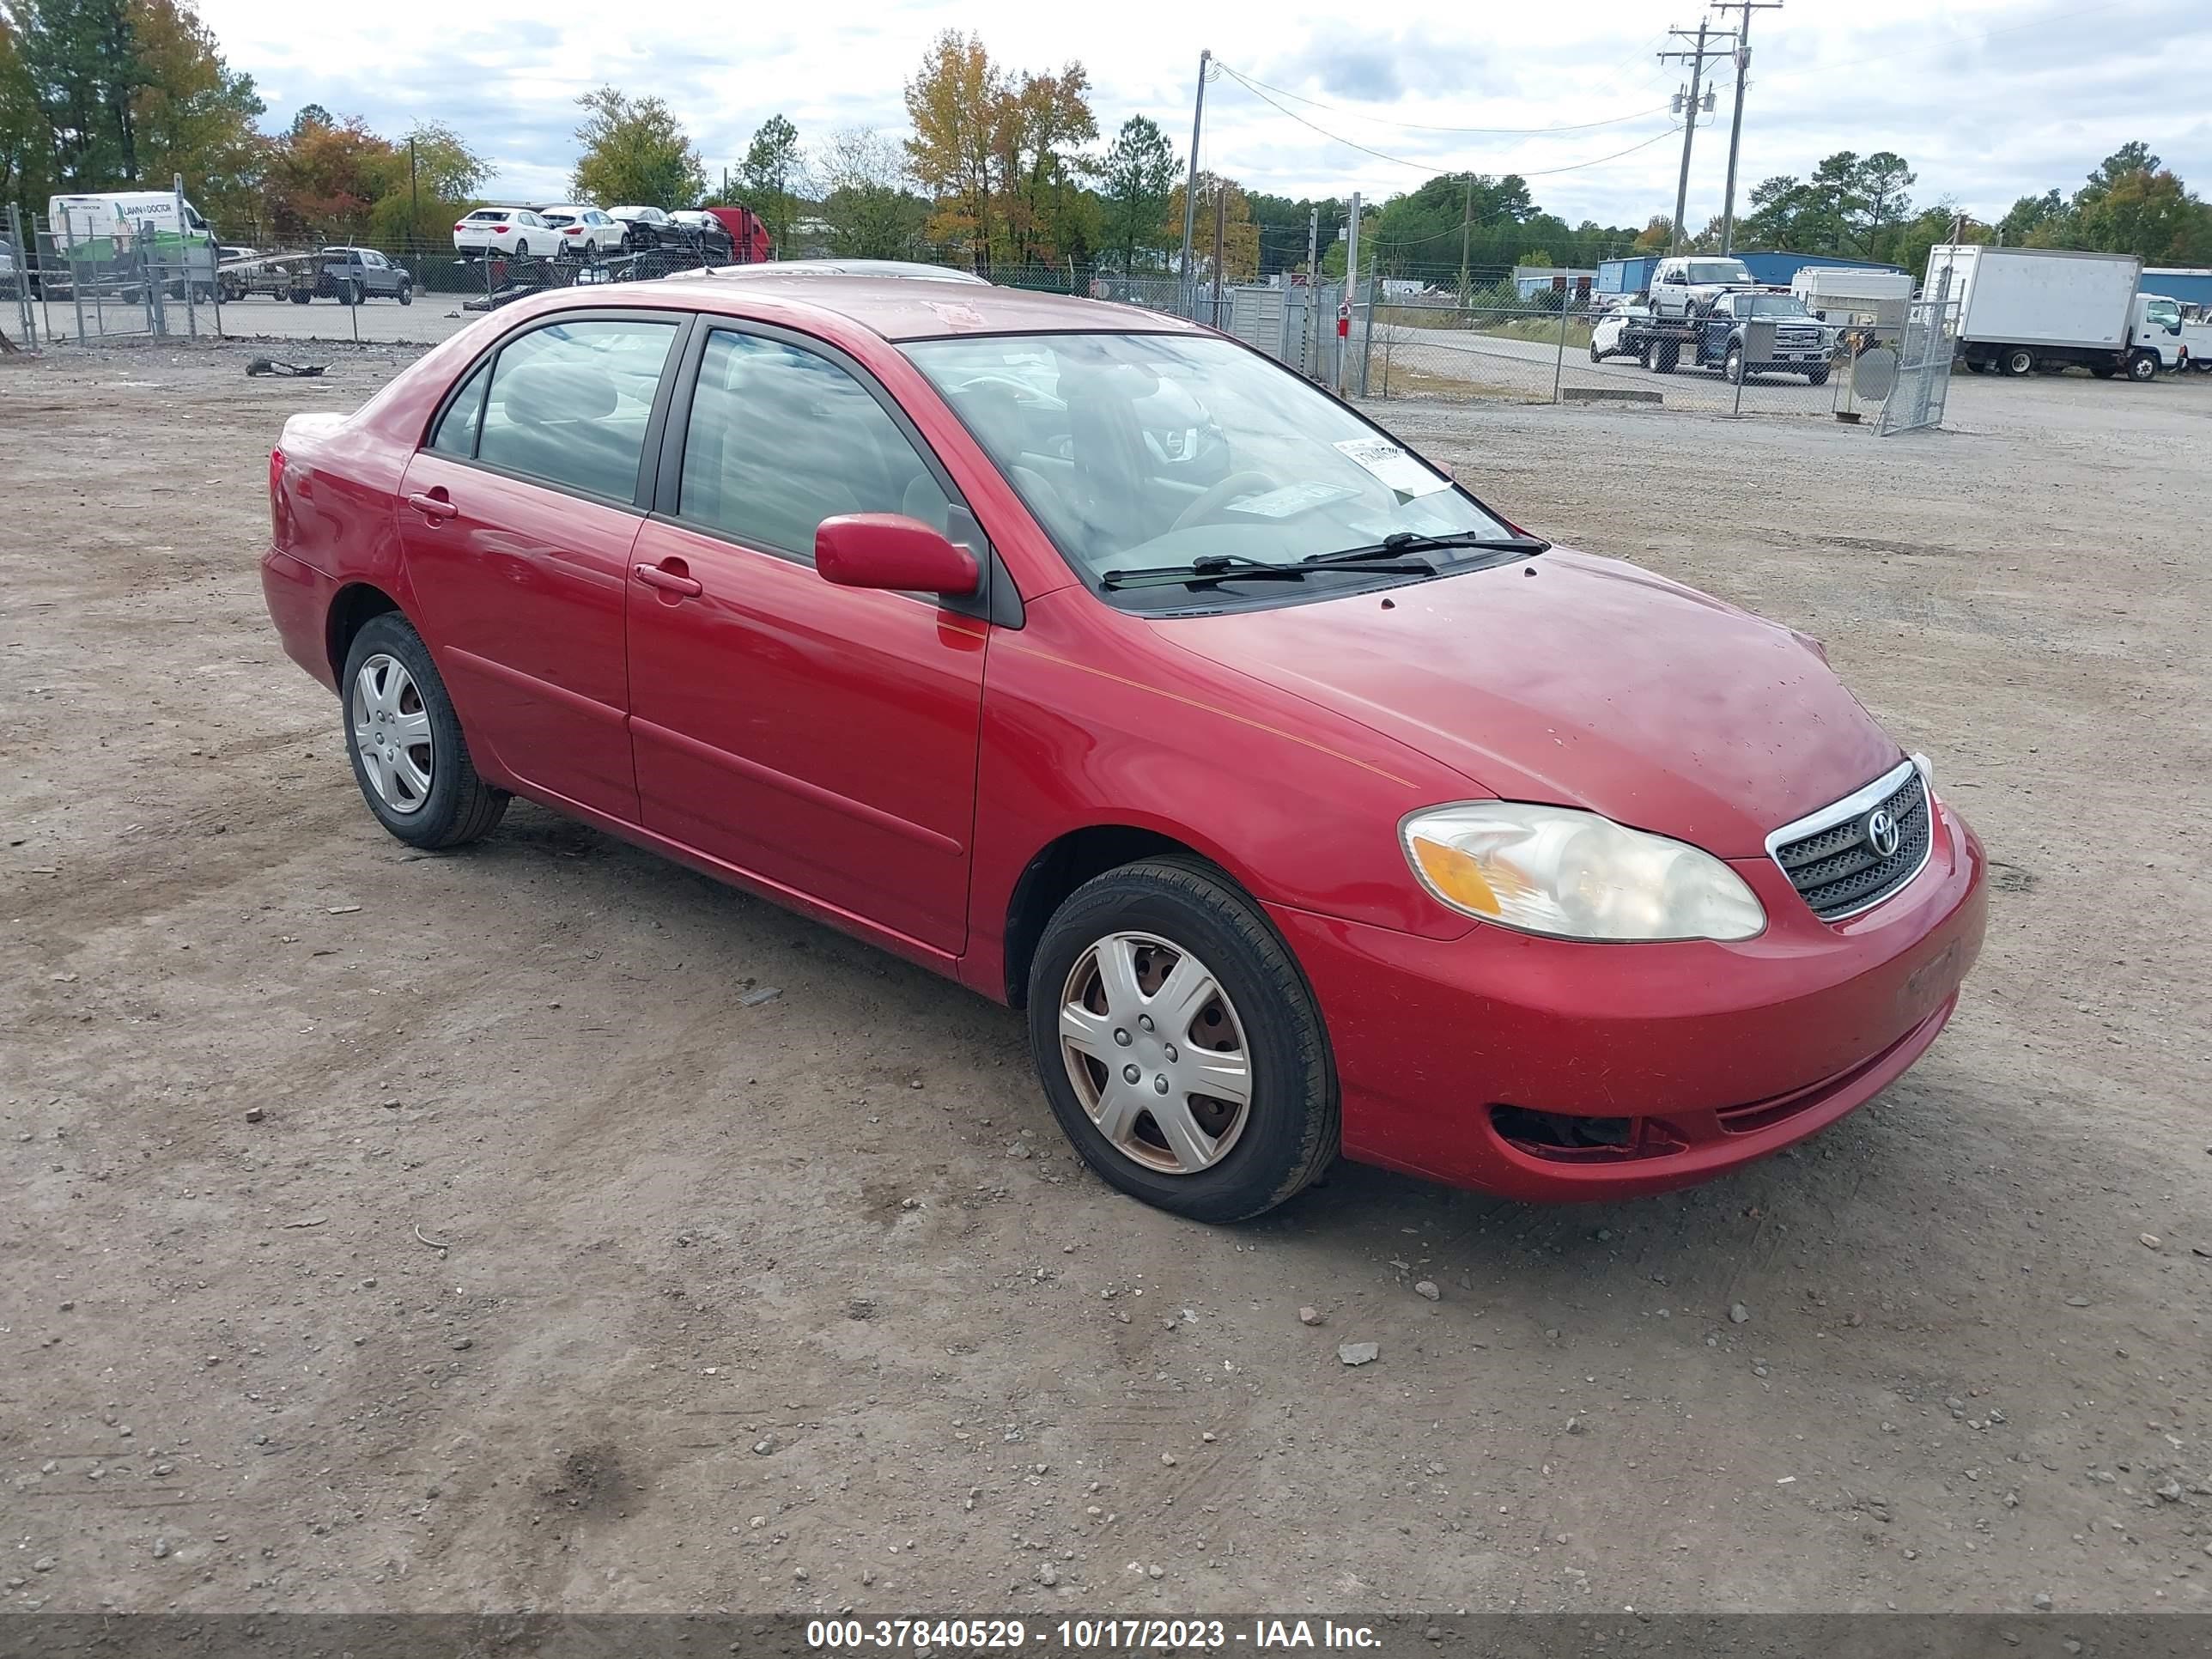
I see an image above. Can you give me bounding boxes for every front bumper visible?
[1271,798,1986,1201]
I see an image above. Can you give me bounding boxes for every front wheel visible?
[1724,346,1746,385]
[2126,350,2158,382]
[1807,367,1830,386]
[341,613,509,848]
[1027,857,1337,1223]
[398,282,413,306]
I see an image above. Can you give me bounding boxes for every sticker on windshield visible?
[1223,481,1359,520]
[1333,438,1452,500]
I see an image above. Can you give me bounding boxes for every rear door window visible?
[473,317,679,502]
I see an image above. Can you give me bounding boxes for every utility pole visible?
[1212,184,1226,320]
[1306,205,1318,279]
[1336,190,1361,396]
[1457,174,1474,303]
[409,137,419,239]
[1178,49,1212,298]
[1659,21,1734,252]
[1710,0,1781,252]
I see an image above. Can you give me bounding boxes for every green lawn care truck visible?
[46,190,220,301]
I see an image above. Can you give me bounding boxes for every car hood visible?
[1151,549,1901,857]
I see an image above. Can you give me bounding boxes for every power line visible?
[1214,64,1674,136]
[1214,64,1682,181]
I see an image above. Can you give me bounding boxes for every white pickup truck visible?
[1646,255,1757,320]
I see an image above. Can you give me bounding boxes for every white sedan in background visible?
[535,204,623,257]
[452,208,552,258]
[1589,306,1652,363]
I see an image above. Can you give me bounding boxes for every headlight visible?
[1401,803,1765,942]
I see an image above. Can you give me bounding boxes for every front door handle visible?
[635,561,702,598]
[406,491,456,521]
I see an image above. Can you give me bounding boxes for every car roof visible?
[702,258,988,285]
[641,272,1204,343]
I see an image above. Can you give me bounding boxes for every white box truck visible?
[1929,245,2185,381]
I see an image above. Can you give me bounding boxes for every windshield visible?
[903,332,1514,583]
[1747,295,1812,318]
[1686,261,1752,284]
[2144,298,2180,327]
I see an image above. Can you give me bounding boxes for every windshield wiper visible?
[1304,530,1550,566]
[1098,553,1432,592]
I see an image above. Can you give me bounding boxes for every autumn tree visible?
[904,29,1003,270]
[264,108,392,240]
[726,112,799,246]
[128,0,258,227]
[1164,171,1258,282]
[1631,214,1671,252]
[571,85,703,209]
[1097,112,1175,274]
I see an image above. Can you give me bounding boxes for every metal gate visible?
[1878,270,1959,436]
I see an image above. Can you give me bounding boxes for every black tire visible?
[2088,363,2114,380]
[1724,346,1745,385]
[290,289,311,305]
[398,282,413,306]
[2002,347,2035,377]
[514,240,529,258]
[2125,350,2158,382]
[1026,855,1337,1224]
[1588,340,1601,362]
[1807,367,1830,386]
[339,613,508,849]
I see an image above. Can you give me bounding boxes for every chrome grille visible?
[1768,761,1931,921]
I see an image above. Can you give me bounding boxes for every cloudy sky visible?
[196,0,2212,234]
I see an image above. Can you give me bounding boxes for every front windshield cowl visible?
[903,331,1521,607]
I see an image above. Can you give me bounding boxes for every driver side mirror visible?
[816,514,981,599]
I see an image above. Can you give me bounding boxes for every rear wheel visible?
[1027,857,1337,1223]
[513,239,529,258]
[341,613,508,849]
[2002,346,2036,377]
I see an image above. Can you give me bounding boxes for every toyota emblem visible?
[1866,808,1901,858]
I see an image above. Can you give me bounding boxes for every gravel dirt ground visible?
[3,341,2209,1618]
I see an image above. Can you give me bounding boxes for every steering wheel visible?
[1170,471,1280,533]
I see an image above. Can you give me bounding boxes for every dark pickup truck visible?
[314,246,413,305]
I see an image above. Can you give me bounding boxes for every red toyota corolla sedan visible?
[260,275,1985,1222]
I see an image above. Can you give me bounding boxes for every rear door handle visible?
[635,562,702,598]
[406,492,456,520]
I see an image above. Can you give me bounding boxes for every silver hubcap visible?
[349,653,434,815]
[1058,931,1253,1176]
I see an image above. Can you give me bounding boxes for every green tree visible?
[570,85,704,209]
[814,125,928,259]
[1998,188,2065,245]
[12,0,143,185]
[1,10,56,208]
[1096,112,1174,273]
[996,61,1094,265]
[366,119,486,246]
[1853,151,1914,255]
[729,112,799,246]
